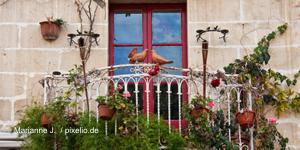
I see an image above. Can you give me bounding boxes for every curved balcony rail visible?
[41,64,254,150]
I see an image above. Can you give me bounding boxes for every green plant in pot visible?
[255,117,288,150]
[96,89,132,120]
[39,16,65,41]
[189,95,214,120]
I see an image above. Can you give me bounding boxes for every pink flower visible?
[207,101,215,108]
[267,118,277,124]
[117,84,123,91]
[123,91,131,98]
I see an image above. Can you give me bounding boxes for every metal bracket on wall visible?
[196,26,229,42]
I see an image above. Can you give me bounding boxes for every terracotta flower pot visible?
[41,113,50,128]
[39,21,61,41]
[190,107,209,119]
[236,110,255,128]
[98,104,115,120]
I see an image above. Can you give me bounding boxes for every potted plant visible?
[96,90,131,120]
[189,95,213,119]
[39,17,65,41]
[255,117,288,149]
[236,109,255,128]
[40,112,50,128]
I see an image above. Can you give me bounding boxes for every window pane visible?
[152,12,181,43]
[114,46,143,75]
[152,46,182,75]
[114,12,142,44]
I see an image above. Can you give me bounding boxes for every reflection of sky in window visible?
[153,12,181,43]
[153,46,182,75]
[114,47,143,75]
[114,12,142,44]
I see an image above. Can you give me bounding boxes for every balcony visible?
[41,63,254,149]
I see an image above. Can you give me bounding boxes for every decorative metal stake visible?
[196,26,229,98]
[202,40,208,98]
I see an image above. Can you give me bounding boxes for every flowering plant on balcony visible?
[96,90,133,111]
[96,89,134,120]
[190,95,214,109]
[255,117,288,149]
[183,95,215,123]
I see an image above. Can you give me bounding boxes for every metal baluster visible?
[96,85,99,123]
[145,78,150,126]
[177,80,182,135]
[227,90,231,142]
[237,88,242,150]
[248,91,254,150]
[105,81,109,137]
[167,81,172,133]
[115,82,118,136]
[156,80,161,123]
[134,81,139,131]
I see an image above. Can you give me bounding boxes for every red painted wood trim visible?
[109,3,188,126]
[114,44,143,47]
[152,43,183,46]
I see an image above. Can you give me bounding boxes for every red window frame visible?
[109,3,187,128]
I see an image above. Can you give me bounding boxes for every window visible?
[109,4,187,127]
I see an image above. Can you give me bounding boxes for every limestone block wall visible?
[187,0,300,149]
[0,0,300,149]
[0,0,109,131]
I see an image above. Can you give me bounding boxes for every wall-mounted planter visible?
[39,21,61,41]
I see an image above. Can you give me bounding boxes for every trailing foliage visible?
[221,23,295,149]
[224,23,300,116]
[255,117,288,150]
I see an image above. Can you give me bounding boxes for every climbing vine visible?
[224,23,300,116]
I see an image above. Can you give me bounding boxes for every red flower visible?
[154,64,160,71]
[211,79,220,88]
[148,69,159,76]
[117,84,123,91]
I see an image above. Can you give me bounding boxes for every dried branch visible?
[73,0,103,113]
[75,0,83,32]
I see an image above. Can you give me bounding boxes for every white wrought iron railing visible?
[41,64,254,150]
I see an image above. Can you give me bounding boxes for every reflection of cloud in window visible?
[153,12,181,43]
[152,17,160,26]
[114,13,142,44]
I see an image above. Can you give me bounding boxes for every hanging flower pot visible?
[39,21,61,40]
[41,113,50,128]
[190,107,209,119]
[236,110,255,128]
[98,104,115,120]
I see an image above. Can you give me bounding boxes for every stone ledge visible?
[0,132,22,148]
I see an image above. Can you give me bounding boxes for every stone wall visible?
[0,0,109,131]
[0,0,300,149]
[188,0,300,149]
